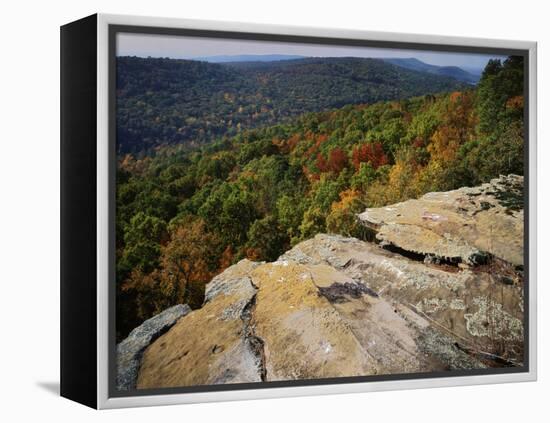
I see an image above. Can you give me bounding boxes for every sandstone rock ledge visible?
[117,176,525,390]
[358,175,524,267]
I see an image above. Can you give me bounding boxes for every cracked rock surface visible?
[120,176,524,389]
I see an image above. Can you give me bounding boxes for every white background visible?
[1,0,547,421]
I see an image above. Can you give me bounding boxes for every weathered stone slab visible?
[250,261,380,380]
[283,234,523,365]
[137,263,263,389]
[358,175,524,266]
[116,304,191,390]
[204,258,262,303]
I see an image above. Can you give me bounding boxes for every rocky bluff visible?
[117,175,525,390]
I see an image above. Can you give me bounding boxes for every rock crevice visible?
[240,291,268,382]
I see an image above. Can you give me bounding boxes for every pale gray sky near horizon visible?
[116,32,507,71]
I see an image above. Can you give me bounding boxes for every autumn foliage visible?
[316,152,329,172]
[328,148,348,173]
[351,142,388,170]
[121,218,218,327]
[316,147,348,173]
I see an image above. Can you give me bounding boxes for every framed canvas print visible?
[60,13,537,409]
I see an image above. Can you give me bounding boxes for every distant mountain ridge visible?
[194,55,480,83]
[193,54,306,63]
[384,58,479,83]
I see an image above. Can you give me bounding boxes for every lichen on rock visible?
[464,296,524,342]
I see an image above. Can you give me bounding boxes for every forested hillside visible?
[384,58,479,83]
[115,56,524,340]
[116,56,468,154]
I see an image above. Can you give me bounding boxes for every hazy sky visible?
[117,32,506,71]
